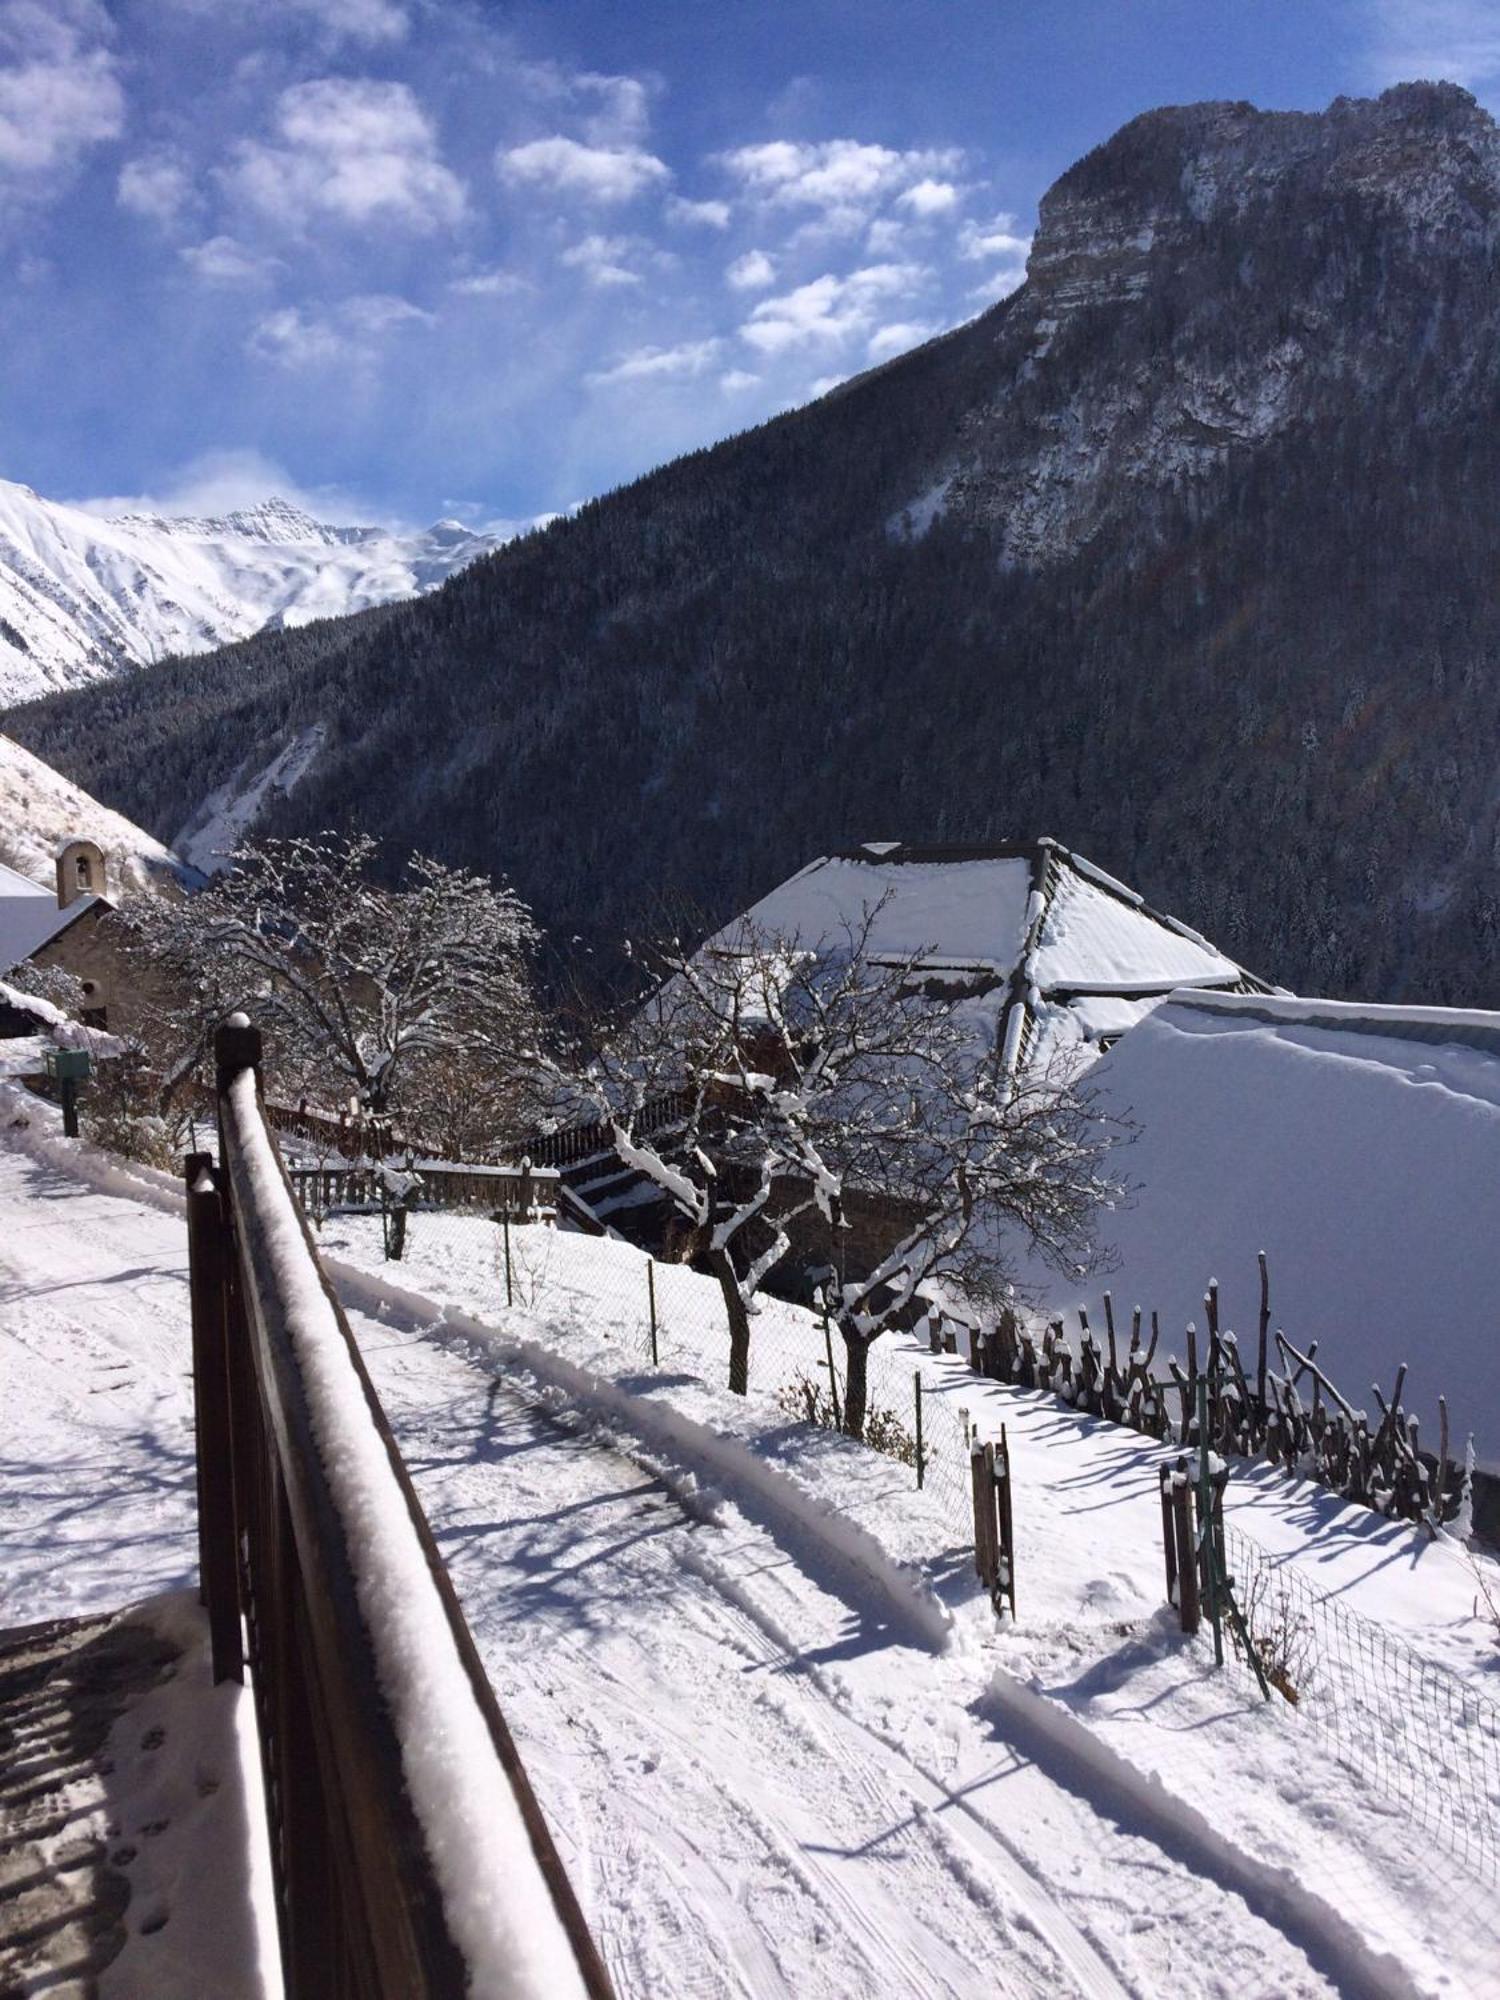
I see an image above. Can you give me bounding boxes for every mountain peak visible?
[1037,81,1499,250]
[0,481,510,703]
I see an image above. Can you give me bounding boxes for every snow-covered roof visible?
[1012,988,1500,1465]
[714,839,1260,1074]
[0,975,121,1067]
[0,888,100,975]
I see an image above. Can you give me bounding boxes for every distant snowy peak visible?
[0,477,507,705]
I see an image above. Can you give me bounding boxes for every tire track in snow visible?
[355,1319,1333,1999]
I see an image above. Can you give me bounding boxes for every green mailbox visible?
[45,1045,92,1135]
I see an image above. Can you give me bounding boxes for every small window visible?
[75,855,93,891]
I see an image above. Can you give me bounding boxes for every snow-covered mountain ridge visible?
[0,478,506,704]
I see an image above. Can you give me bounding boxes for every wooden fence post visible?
[1172,1458,1201,1634]
[1159,1462,1180,1612]
[647,1259,659,1366]
[994,1427,1016,1619]
[971,1441,996,1590]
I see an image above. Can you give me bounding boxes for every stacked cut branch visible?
[964,1256,1468,1532]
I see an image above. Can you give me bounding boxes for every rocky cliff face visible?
[904,84,1500,562]
[12,85,1500,1007]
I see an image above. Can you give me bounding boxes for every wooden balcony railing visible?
[186,1016,615,2000]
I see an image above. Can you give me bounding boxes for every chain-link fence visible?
[1222,1520,1500,1887]
[317,1205,973,1515]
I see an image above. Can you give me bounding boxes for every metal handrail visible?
[187,1017,615,2000]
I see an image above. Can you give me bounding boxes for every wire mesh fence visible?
[1222,1520,1500,1887]
[312,1198,1500,1896]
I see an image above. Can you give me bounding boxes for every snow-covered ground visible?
[5,1092,1499,1997]
[0,730,188,901]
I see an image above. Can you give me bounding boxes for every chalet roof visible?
[0,881,105,976]
[715,838,1265,1074]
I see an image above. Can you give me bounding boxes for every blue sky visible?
[1,0,1497,529]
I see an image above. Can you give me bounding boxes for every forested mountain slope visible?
[10,82,1500,1002]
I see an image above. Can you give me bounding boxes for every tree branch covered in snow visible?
[587,904,1131,1418]
[128,834,550,1141]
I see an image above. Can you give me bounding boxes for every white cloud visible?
[864,216,910,256]
[498,134,669,204]
[716,138,963,230]
[560,233,638,286]
[1362,0,1500,90]
[279,0,409,43]
[968,263,1028,306]
[118,148,197,228]
[247,291,433,368]
[867,319,936,362]
[666,194,730,228]
[720,369,759,393]
[515,64,656,146]
[898,177,960,217]
[570,70,653,145]
[958,209,1031,263]
[558,231,669,287]
[78,447,393,527]
[726,247,776,290]
[0,0,123,196]
[226,77,466,234]
[447,266,530,298]
[740,262,929,354]
[180,234,284,286]
[587,338,722,387]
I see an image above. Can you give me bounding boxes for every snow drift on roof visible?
[1014,991,1500,1465]
[729,855,1037,968]
[1030,863,1242,992]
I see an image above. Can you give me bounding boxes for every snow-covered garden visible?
[6,1085,1500,1998]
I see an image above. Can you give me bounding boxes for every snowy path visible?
[354,1316,1342,1998]
[0,1118,1409,1998]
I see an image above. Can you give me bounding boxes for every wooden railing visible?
[287,1158,560,1220]
[515,1087,693,1169]
[186,1018,615,2000]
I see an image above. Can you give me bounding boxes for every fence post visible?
[1196,1377,1224,1666]
[647,1258,659,1366]
[914,1372,924,1490]
[995,1425,1015,1619]
[823,1309,843,1430]
[1172,1459,1201,1633]
[185,1150,244,1685]
[1159,1462,1179,1611]
[503,1210,514,1307]
[971,1441,992,1587]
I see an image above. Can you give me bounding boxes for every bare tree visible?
[130,834,547,1141]
[589,909,1129,1424]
